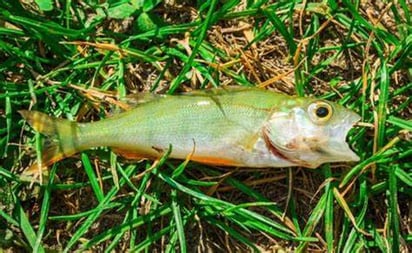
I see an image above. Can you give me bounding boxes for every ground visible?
[0,0,411,252]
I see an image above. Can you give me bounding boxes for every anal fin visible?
[112,148,155,161]
[191,156,241,166]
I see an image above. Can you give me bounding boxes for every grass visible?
[0,0,411,252]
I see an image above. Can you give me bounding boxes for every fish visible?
[20,87,360,173]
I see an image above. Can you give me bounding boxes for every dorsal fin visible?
[109,93,166,113]
[122,93,166,107]
[114,86,256,112]
[181,86,254,97]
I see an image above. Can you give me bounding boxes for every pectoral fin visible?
[238,131,261,151]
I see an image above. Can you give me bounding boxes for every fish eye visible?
[308,101,333,124]
[316,106,329,118]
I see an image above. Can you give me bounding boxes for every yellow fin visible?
[20,110,80,175]
[107,93,166,114]
[121,93,165,107]
[182,86,253,97]
[239,132,261,151]
[112,147,155,160]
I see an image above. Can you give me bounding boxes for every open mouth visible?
[333,112,361,162]
[262,109,362,167]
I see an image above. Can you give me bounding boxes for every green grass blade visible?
[48,202,122,221]
[81,153,104,202]
[3,92,11,157]
[388,165,400,252]
[132,225,173,252]
[171,189,186,252]
[395,167,412,186]
[157,171,295,240]
[13,195,45,252]
[262,7,296,55]
[387,116,412,131]
[63,165,138,252]
[296,194,326,252]
[82,205,173,250]
[104,168,154,252]
[206,217,259,251]
[33,164,57,252]
[168,0,218,93]
[376,61,390,149]
[324,167,334,252]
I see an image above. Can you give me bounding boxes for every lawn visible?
[0,0,411,252]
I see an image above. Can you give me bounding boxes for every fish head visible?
[264,98,361,168]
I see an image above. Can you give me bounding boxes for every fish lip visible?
[330,111,361,162]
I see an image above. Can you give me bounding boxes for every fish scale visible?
[20,87,360,173]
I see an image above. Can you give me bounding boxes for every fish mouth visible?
[328,111,361,162]
[262,109,361,168]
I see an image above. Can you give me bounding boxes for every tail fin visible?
[19,110,80,175]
